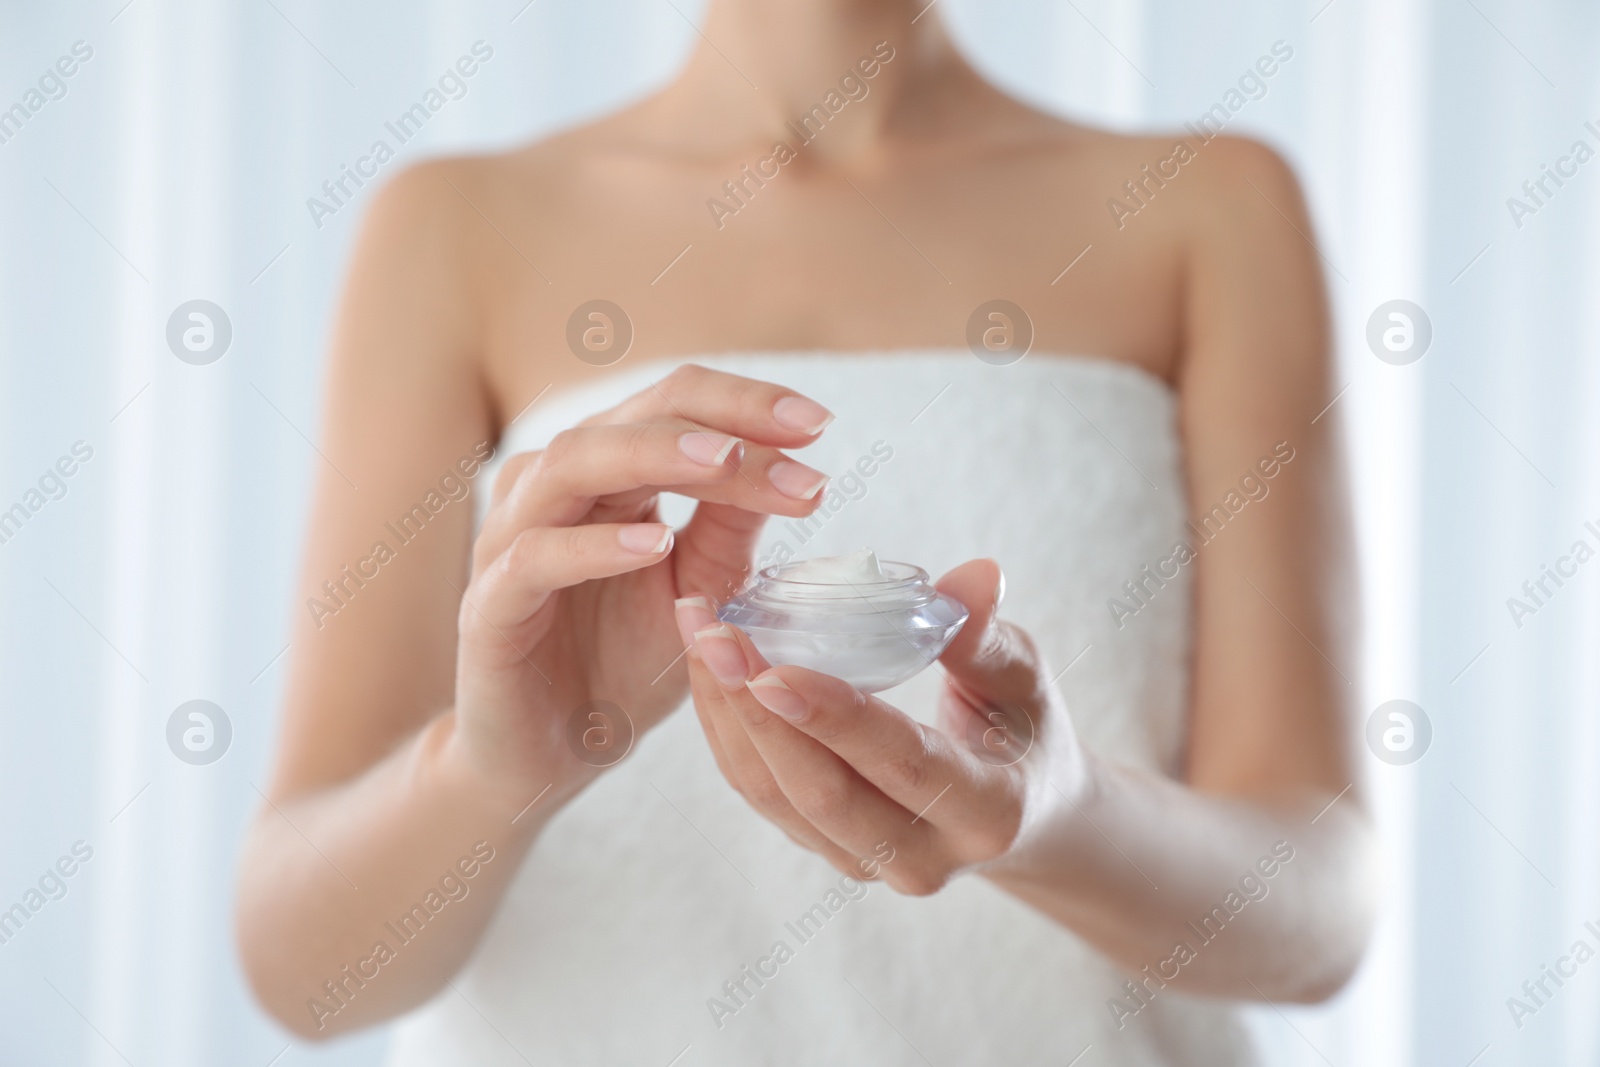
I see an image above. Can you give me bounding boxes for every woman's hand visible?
[673,558,1089,894]
[447,364,837,803]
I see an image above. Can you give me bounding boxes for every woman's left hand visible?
[673,559,1086,895]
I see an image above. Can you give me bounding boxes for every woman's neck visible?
[654,0,982,161]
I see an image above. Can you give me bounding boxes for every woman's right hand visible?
[445,363,836,807]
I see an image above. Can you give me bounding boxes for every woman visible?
[237,1,1375,1062]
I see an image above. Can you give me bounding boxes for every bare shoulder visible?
[352,123,605,252]
[1058,124,1321,291]
[353,113,675,289]
[1038,116,1309,234]
[339,155,494,328]
[381,104,669,209]
[341,141,580,329]
[1169,132,1323,297]
[357,154,486,246]
[1179,133,1312,234]
[971,100,1310,248]
[1171,133,1331,398]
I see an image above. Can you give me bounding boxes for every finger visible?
[934,559,1053,723]
[467,522,673,632]
[484,421,740,554]
[593,364,834,449]
[675,599,779,803]
[691,626,943,877]
[479,422,826,566]
[674,502,767,603]
[577,449,830,526]
[687,677,739,797]
[489,450,538,507]
[742,662,1018,857]
[673,603,866,873]
[689,655,864,873]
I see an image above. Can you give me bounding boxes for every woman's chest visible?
[474,157,1187,413]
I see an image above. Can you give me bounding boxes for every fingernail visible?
[679,432,743,466]
[768,460,828,500]
[773,395,835,435]
[619,524,673,554]
[674,596,717,646]
[994,567,1006,610]
[747,675,807,721]
[693,624,748,687]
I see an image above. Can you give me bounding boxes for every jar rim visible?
[746,559,933,604]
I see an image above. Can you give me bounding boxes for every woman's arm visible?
[237,159,838,1037]
[991,136,1374,1000]
[676,136,1375,1005]
[235,161,543,1037]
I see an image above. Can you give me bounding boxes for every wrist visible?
[980,747,1109,891]
[424,710,567,829]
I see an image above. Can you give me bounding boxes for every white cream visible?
[782,549,887,586]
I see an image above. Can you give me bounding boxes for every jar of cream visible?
[716,550,969,693]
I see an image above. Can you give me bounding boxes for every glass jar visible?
[716,558,969,693]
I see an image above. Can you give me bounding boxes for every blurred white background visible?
[1,0,1597,1064]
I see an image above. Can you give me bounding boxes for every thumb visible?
[935,559,1049,713]
[673,501,770,603]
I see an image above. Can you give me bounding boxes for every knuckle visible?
[543,428,580,467]
[806,689,870,744]
[890,864,949,898]
[492,451,537,503]
[623,421,657,466]
[506,453,550,508]
[560,524,600,562]
[505,528,543,572]
[743,776,789,815]
[660,363,703,397]
[792,779,852,825]
[731,376,776,416]
[879,752,928,794]
[741,700,788,734]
